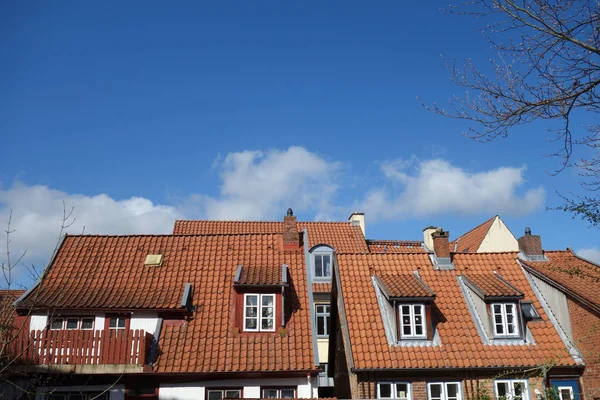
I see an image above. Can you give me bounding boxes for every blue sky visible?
[1,1,598,285]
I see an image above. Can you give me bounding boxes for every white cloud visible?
[577,248,600,264]
[0,146,340,276]
[361,158,545,220]
[195,146,340,220]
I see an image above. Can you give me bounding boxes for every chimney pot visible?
[525,227,531,236]
[287,208,293,217]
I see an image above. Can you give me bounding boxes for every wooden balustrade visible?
[8,329,152,366]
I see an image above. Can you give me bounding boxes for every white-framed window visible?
[48,317,95,330]
[378,382,412,400]
[428,382,462,400]
[492,303,520,337]
[557,386,574,400]
[314,253,332,279]
[207,389,242,400]
[315,303,331,337]
[399,304,427,339]
[109,317,126,331]
[244,293,275,332]
[495,380,529,400]
[261,388,296,398]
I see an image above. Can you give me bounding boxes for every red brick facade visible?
[568,297,600,398]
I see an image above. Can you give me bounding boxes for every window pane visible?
[208,391,223,400]
[316,305,324,313]
[447,383,459,400]
[560,389,572,400]
[415,325,423,335]
[118,318,126,328]
[513,382,523,397]
[109,318,117,328]
[281,389,295,398]
[81,318,94,330]
[262,295,274,307]
[262,389,278,398]
[245,319,257,330]
[261,317,273,330]
[50,319,63,330]
[505,304,513,314]
[225,390,241,399]
[317,316,325,336]
[315,255,323,277]
[246,306,257,317]
[322,255,331,277]
[246,295,258,306]
[396,384,409,400]
[493,304,502,313]
[497,382,508,398]
[262,306,273,318]
[430,384,442,400]
[496,324,504,334]
[379,383,392,398]
[401,305,410,315]
[66,319,79,330]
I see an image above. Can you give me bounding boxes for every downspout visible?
[304,228,320,369]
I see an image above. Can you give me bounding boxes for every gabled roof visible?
[18,234,316,374]
[0,290,24,329]
[334,251,577,370]
[234,264,286,286]
[367,240,426,254]
[451,216,496,253]
[173,220,369,253]
[375,273,435,300]
[521,250,600,314]
[461,273,524,300]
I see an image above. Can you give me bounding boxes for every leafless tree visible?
[422,0,600,226]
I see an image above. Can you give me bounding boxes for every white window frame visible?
[557,386,574,400]
[315,303,331,337]
[261,388,296,398]
[313,252,332,279]
[398,304,427,339]
[243,293,276,332]
[427,382,462,400]
[494,380,529,400]
[48,316,95,331]
[377,382,412,400]
[108,317,127,331]
[492,303,520,337]
[206,389,242,400]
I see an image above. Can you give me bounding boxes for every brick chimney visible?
[518,227,543,257]
[431,228,450,259]
[283,208,300,250]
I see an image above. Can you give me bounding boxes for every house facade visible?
[4,212,599,400]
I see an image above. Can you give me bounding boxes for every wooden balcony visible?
[10,329,152,366]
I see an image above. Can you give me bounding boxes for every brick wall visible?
[355,373,544,400]
[568,297,600,399]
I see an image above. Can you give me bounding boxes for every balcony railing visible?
[10,329,152,366]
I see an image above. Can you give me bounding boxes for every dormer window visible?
[233,264,288,334]
[460,273,528,342]
[373,272,437,343]
[310,245,334,280]
[399,304,427,339]
[492,303,519,337]
[244,294,275,332]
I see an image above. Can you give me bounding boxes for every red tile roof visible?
[367,240,425,254]
[451,216,496,253]
[235,264,284,286]
[521,250,600,312]
[312,283,332,293]
[173,220,369,253]
[375,274,435,299]
[335,252,577,370]
[462,273,524,299]
[0,290,24,329]
[18,234,316,374]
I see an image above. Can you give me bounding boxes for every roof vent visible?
[144,254,163,267]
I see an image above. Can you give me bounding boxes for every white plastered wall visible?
[477,217,519,252]
[159,376,318,400]
[30,314,48,331]
[130,311,159,335]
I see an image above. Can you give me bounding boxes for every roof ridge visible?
[174,220,351,224]
[64,232,284,238]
